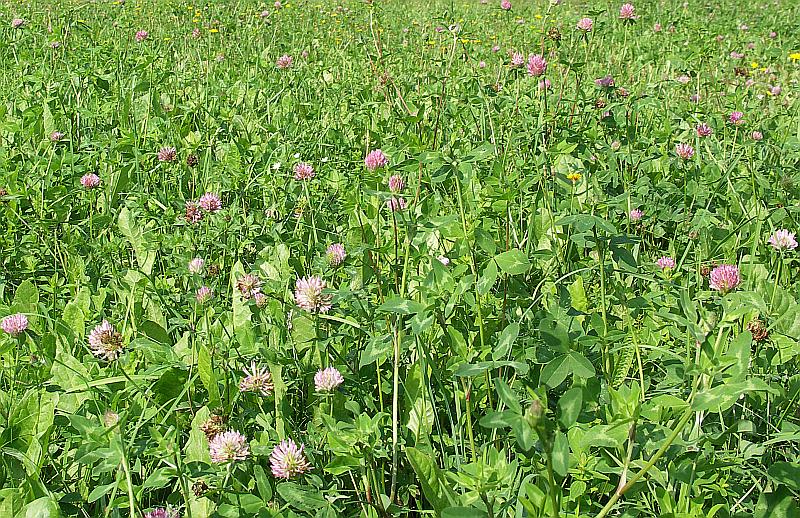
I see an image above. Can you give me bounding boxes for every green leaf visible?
[442,508,489,518]
[494,379,521,414]
[551,432,570,477]
[692,379,777,412]
[276,482,327,512]
[493,249,530,275]
[754,486,800,518]
[476,260,498,296]
[198,344,221,408]
[493,323,519,361]
[22,496,60,518]
[61,303,85,338]
[558,388,583,429]
[540,352,595,387]
[253,465,273,502]
[405,447,457,514]
[377,297,426,315]
[768,462,800,491]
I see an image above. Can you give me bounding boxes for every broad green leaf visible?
[377,297,426,315]
[493,322,519,360]
[558,388,583,429]
[493,249,530,275]
[198,344,221,408]
[406,447,457,513]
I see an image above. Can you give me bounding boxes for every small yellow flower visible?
[209,28,219,33]
[535,14,543,19]
[566,172,582,184]
[750,62,759,68]
[789,52,800,61]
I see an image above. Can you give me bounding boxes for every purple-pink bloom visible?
[50,131,65,141]
[314,367,344,392]
[143,509,178,518]
[236,274,262,300]
[730,51,744,59]
[81,174,101,189]
[479,60,487,68]
[751,131,763,141]
[675,143,695,160]
[539,78,551,90]
[326,243,347,266]
[696,123,713,137]
[510,51,525,68]
[1,314,28,336]
[11,18,25,29]
[768,229,798,251]
[294,276,332,313]
[185,202,203,224]
[729,111,744,125]
[188,257,205,274]
[88,320,125,361]
[157,147,177,162]
[576,18,593,31]
[491,45,500,53]
[770,85,782,96]
[526,54,547,77]
[135,30,148,42]
[364,149,388,171]
[709,265,741,294]
[500,0,512,10]
[198,193,222,212]
[595,75,615,88]
[387,197,408,212]
[388,175,405,193]
[196,286,213,304]
[239,361,274,395]
[270,439,311,479]
[629,209,643,222]
[656,256,676,270]
[276,55,293,69]
[209,430,250,463]
[619,3,637,20]
[293,162,314,181]
[653,23,662,32]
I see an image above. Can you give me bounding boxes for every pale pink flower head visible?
[676,74,691,84]
[326,243,347,266]
[239,361,274,396]
[629,209,643,222]
[696,123,713,137]
[729,111,744,125]
[526,54,547,77]
[208,430,250,463]
[143,509,179,518]
[689,93,701,103]
[294,276,332,313]
[135,30,148,42]
[576,18,593,31]
[11,18,24,29]
[157,146,177,162]
[81,174,101,189]
[293,162,314,181]
[260,10,270,18]
[301,50,309,58]
[491,45,500,53]
[387,197,407,212]
[314,367,344,392]
[188,257,205,274]
[656,256,676,270]
[192,27,201,38]
[254,292,268,308]
[195,286,213,304]
[675,143,695,160]
[768,229,798,251]
[769,31,777,39]
[619,3,637,20]
[270,439,311,479]
[388,175,405,193]
[2,314,28,336]
[479,60,486,68]
[236,274,262,300]
[730,51,744,59]
[437,255,450,266]
[500,0,512,10]
[709,264,741,294]
[752,131,763,141]
[595,75,615,88]
[88,320,125,361]
[653,23,662,32]
[274,0,282,8]
[745,79,755,88]
[198,192,222,212]
[539,78,551,90]
[50,131,65,141]
[276,55,293,69]
[365,149,388,171]
[185,202,203,224]
[510,51,525,68]
[770,86,782,96]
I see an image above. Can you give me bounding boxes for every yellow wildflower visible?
[566,172,582,184]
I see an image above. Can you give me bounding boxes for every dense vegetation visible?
[1,0,800,516]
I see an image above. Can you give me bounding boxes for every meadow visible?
[1,0,800,516]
